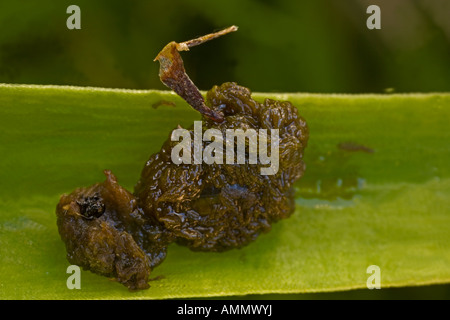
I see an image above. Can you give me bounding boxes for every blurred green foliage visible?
[0,0,449,93]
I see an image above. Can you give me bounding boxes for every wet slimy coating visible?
[135,82,309,252]
[55,27,309,290]
[56,170,170,290]
[56,82,308,290]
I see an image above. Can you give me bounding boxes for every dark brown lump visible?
[56,170,170,290]
[55,26,309,290]
[55,82,308,290]
[56,82,308,290]
[134,82,309,252]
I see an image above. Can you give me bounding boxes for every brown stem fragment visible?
[154,26,238,123]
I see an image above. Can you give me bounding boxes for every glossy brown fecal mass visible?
[56,82,309,290]
[135,82,309,251]
[56,170,170,290]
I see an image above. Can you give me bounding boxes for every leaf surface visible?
[0,84,449,299]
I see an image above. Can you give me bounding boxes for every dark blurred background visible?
[1,0,449,299]
[0,0,449,93]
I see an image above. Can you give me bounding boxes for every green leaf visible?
[0,84,449,299]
